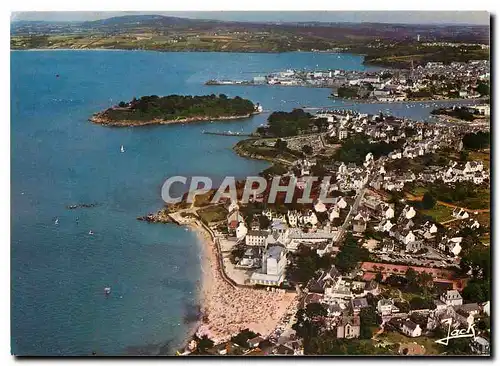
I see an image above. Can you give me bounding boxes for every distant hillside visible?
[11,14,490,44]
[10,14,490,68]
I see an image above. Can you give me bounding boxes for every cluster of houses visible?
[211,102,490,355]
[296,266,382,339]
[239,60,490,102]
[223,109,488,285]
[186,332,305,356]
[317,109,490,192]
[228,198,352,286]
[294,263,490,354]
[384,290,491,354]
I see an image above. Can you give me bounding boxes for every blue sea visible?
[10,50,474,356]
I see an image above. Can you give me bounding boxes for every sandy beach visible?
[187,220,296,344]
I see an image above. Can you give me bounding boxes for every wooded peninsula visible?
[90,94,259,126]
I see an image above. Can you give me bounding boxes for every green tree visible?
[422,192,437,209]
[417,272,434,292]
[258,214,270,229]
[334,234,370,274]
[302,145,313,155]
[306,302,328,318]
[462,279,490,303]
[409,296,436,310]
[230,243,246,264]
[460,247,490,279]
[394,300,410,313]
[459,150,469,162]
[274,138,288,151]
[405,268,418,289]
[476,82,490,97]
[462,131,490,150]
[311,163,328,178]
[359,307,378,339]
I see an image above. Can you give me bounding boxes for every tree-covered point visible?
[264,109,328,137]
[101,94,256,122]
[431,106,477,121]
[336,85,370,99]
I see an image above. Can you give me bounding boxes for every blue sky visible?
[11,11,490,25]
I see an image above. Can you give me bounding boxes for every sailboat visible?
[120,145,125,153]
[54,218,59,225]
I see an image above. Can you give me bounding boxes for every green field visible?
[420,204,455,223]
[197,205,228,223]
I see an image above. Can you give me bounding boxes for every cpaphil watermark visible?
[434,317,477,346]
[161,175,338,204]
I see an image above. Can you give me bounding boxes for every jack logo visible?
[435,317,477,346]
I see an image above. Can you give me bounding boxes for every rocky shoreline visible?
[232,141,275,163]
[89,112,258,127]
[136,208,180,224]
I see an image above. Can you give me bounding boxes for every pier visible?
[202,131,254,137]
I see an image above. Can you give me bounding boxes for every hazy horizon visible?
[11,11,490,26]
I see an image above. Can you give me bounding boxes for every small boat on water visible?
[104,287,111,295]
[54,218,59,225]
[120,145,125,153]
[88,230,94,235]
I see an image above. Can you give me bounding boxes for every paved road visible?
[335,183,368,243]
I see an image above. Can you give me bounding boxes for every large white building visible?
[245,230,269,247]
[249,244,287,286]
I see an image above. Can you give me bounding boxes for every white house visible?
[338,162,347,175]
[329,206,340,221]
[383,205,395,219]
[236,222,248,240]
[382,220,394,233]
[452,208,469,220]
[287,210,299,228]
[337,197,348,209]
[377,299,394,316]
[440,290,463,306]
[403,231,416,245]
[404,206,416,219]
[300,210,318,227]
[402,320,422,337]
[314,199,327,213]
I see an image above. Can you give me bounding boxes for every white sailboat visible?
[120,145,125,153]
[54,218,59,225]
